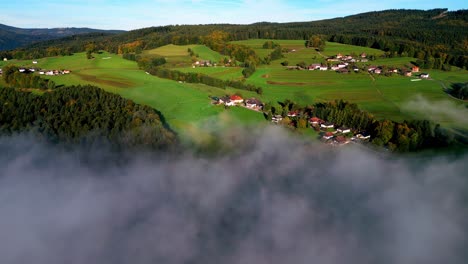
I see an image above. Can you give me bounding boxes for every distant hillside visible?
[2,9,467,68]
[0,23,124,50]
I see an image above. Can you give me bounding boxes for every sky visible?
[1,0,466,30]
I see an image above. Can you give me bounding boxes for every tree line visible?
[142,65,263,95]
[2,9,466,69]
[0,85,176,150]
[265,99,462,152]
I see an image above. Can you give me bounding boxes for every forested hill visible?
[0,86,176,150]
[3,8,467,68]
[0,23,124,51]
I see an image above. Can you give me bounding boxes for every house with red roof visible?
[229,95,244,104]
[323,132,334,140]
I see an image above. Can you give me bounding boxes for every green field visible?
[142,44,227,67]
[2,40,467,133]
[0,51,265,140]
[165,41,468,128]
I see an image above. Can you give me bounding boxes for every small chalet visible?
[360,52,367,58]
[308,64,321,70]
[331,65,340,71]
[412,66,420,72]
[32,60,38,64]
[272,115,283,123]
[19,68,26,73]
[420,73,430,79]
[309,117,322,126]
[323,132,334,140]
[287,111,299,117]
[336,53,343,59]
[319,66,328,71]
[356,132,371,140]
[334,136,349,145]
[230,95,244,104]
[337,127,351,134]
[353,66,359,72]
[3,58,7,61]
[321,122,334,129]
[245,98,263,109]
[404,71,412,77]
[373,68,382,74]
[367,66,377,72]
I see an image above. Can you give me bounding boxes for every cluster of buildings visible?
[272,114,371,146]
[367,65,429,78]
[192,58,234,68]
[286,52,431,78]
[212,95,263,110]
[309,116,371,145]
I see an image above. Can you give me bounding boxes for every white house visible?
[337,127,351,134]
[321,122,334,129]
[32,61,38,64]
[3,58,7,61]
[319,66,328,71]
[420,73,430,79]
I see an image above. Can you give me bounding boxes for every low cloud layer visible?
[0,127,467,264]
[402,95,468,127]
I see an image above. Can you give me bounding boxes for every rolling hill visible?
[0,23,124,51]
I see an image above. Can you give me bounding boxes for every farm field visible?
[2,41,467,133]
[0,51,265,138]
[142,44,227,67]
[163,41,467,128]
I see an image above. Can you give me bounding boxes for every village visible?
[287,52,430,78]
[0,59,72,76]
[211,94,371,147]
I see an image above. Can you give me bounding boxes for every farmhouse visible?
[32,61,38,64]
[356,132,371,140]
[412,66,420,72]
[420,73,430,79]
[337,127,351,134]
[230,95,244,104]
[319,66,328,71]
[3,58,7,61]
[334,136,349,145]
[308,64,321,70]
[272,115,283,123]
[309,117,322,126]
[360,52,367,58]
[287,111,300,117]
[323,132,334,140]
[245,98,263,109]
[404,71,412,77]
[321,122,334,129]
[373,68,382,74]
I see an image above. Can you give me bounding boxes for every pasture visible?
[0,51,265,137]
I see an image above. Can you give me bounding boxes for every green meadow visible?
[0,51,265,138]
[2,40,467,133]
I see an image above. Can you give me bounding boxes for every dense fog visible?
[1,127,467,264]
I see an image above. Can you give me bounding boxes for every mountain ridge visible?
[0,23,125,51]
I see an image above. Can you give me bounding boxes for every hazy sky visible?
[1,0,466,30]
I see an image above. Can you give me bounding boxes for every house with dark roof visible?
[321,122,334,129]
[337,127,351,134]
[245,98,263,109]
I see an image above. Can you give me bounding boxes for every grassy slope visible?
[2,41,467,131]
[179,40,467,128]
[0,51,265,139]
